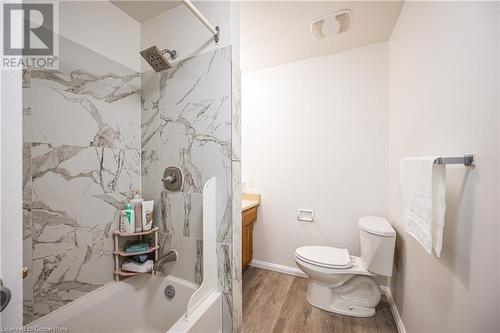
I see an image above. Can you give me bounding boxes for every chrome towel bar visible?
[434,154,475,167]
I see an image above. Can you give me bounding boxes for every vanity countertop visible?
[242,199,259,211]
[242,193,261,212]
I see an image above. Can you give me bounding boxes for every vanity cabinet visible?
[242,206,257,271]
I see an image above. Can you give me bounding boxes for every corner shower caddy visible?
[112,227,159,281]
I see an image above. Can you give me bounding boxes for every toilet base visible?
[306,276,381,318]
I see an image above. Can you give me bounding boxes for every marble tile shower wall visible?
[230,62,242,333]
[141,46,241,332]
[22,37,141,324]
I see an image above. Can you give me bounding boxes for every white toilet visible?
[295,216,396,317]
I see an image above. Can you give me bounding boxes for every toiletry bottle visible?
[119,209,127,232]
[130,190,143,233]
[142,200,154,231]
[120,204,135,233]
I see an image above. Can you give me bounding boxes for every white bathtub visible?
[27,275,222,333]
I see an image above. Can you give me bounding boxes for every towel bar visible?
[434,154,474,167]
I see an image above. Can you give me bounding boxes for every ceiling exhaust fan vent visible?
[310,9,352,39]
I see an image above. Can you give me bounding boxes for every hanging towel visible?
[400,157,446,257]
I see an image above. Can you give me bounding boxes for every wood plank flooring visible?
[243,267,398,333]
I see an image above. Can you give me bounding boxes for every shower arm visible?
[162,49,177,59]
[181,0,220,43]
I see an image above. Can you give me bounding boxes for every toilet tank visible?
[359,216,396,277]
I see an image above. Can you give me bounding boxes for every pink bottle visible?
[130,190,143,233]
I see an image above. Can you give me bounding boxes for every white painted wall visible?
[0,68,23,328]
[60,1,141,71]
[388,2,499,332]
[140,1,236,71]
[242,42,388,268]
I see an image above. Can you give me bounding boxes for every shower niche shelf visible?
[113,227,159,281]
[113,269,144,278]
[113,245,159,257]
[113,227,159,237]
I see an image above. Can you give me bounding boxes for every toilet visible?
[295,216,396,317]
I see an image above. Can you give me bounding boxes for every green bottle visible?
[120,204,135,233]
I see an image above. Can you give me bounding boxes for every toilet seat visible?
[295,246,352,269]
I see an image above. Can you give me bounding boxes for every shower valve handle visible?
[162,166,183,192]
[162,175,176,184]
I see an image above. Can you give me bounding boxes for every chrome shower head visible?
[140,46,177,72]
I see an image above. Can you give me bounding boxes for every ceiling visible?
[240,1,403,71]
[111,1,403,71]
[111,0,181,22]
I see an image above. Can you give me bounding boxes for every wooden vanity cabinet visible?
[242,206,257,271]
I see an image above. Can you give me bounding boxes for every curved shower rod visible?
[182,0,220,43]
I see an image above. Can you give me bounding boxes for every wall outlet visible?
[297,209,314,222]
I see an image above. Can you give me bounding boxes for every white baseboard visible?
[249,259,307,278]
[381,286,406,333]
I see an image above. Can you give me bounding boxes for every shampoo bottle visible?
[130,190,143,233]
[142,200,154,231]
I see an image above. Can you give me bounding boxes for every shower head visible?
[140,46,177,72]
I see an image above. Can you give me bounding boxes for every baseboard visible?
[249,259,307,278]
[381,286,406,333]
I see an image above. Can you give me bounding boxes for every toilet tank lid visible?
[359,216,396,237]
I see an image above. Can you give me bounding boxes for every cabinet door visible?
[243,207,257,227]
[242,208,257,271]
[242,224,251,270]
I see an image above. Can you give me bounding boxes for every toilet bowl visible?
[295,216,396,317]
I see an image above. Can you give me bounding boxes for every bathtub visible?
[27,274,222,333]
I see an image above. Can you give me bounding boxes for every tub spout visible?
[153,250,178,275]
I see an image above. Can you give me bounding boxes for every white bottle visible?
[142,200,154,231]
[130,190,143,233]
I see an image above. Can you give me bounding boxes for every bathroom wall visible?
[1,61,24,329]
[22,2,141,324]
[59,1,141,71]
[140,3,242,332]
[241,42,388,269]
[141,47,232,285]
[140,1,238,70]
[388,2,500,332]
[20,1,241,328]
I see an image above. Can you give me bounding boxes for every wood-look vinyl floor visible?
[243,267,398,333]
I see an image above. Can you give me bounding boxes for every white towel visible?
[400,157,446,257]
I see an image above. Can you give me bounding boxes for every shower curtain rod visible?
[182,0,220,43]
